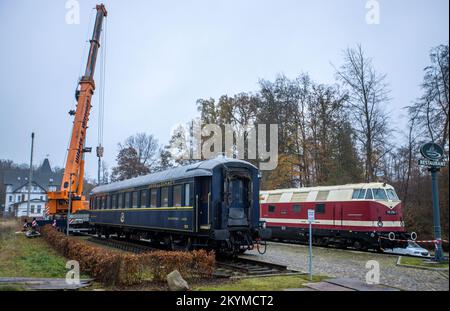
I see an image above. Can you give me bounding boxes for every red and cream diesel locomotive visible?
[260,183,414,250]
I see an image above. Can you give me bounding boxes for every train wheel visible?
[353,241,362,250]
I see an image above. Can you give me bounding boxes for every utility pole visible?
[26,132,35,218]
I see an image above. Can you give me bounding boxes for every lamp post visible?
[419,142,446,262]
[26,133,35,218]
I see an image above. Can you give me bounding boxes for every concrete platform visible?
[325,278,400,291]
[304,281,354,291]
[0,277,93,290]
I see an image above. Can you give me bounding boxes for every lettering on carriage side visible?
[168,217,179,221]
[149,180,174,188]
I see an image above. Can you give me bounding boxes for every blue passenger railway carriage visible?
[88,157,271,255]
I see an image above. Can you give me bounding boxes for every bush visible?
[40,225,215,286]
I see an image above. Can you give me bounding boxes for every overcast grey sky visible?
[0,0,448,179]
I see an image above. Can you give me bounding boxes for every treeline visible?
[107,44,448,239]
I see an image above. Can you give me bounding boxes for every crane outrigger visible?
[46,4,107,217]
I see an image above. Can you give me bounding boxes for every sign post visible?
[307,209,315,280]
[419,142,446,261]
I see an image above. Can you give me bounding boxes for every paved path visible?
[244,242,449,291]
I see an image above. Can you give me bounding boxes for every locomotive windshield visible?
[352,187,399,201]
[386,189,400,201]
[372,188,388,200]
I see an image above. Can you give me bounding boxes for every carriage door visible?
[197,177,211,230]
[227,177,249,227]
[334,203,343,227]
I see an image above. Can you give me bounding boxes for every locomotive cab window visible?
[352,189,361,199]
[315,203,325,214]
[357,189,366,199]
[161,187,169,207]
[173,185,182,207]
[268,205,276,213]
[365,189,373,199]
[373,188,388,201]
[386,189,399,201]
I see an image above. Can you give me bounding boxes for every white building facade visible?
[3,159,61,219]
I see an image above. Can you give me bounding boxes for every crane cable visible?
[97,15,108,182]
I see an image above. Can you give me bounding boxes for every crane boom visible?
[47,4,107,215]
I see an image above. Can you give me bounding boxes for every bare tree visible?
[335,45,391,181]
[409,45,449,149]
[120,133,160,170]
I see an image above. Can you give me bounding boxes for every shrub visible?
[40,225,215,286]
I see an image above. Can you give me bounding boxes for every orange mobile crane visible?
[46,4,107,217]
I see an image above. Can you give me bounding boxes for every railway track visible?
[214,257,300,278]
[85,236,157,253]
[80,235,301,278]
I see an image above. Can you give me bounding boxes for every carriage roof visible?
[91,157,257,194]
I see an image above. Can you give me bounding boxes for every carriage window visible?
[125,192,131,208]
[230,179,244,204]
[386,189,399,201]
[95,197,100,209]
[118,193,123,209]
[140,190,148,207]
[292,204,301,213]
[173,185,182,207]
[102,196,107,209]
[161,187,169,207]
[352,189,361,199]
[132,191,138,208]
[268,205,276,213]
[111,194,117,209]
[357,189,366,199]
[365,189,373,199]
[107,195,111,209]
[373,189,388,201]
[184,184,190,206]
[150,189,158,207]
[315,203,325,214]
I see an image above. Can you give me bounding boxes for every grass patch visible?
[0,230,87,278]
[399,256,449,269]
[194,274,327,291]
